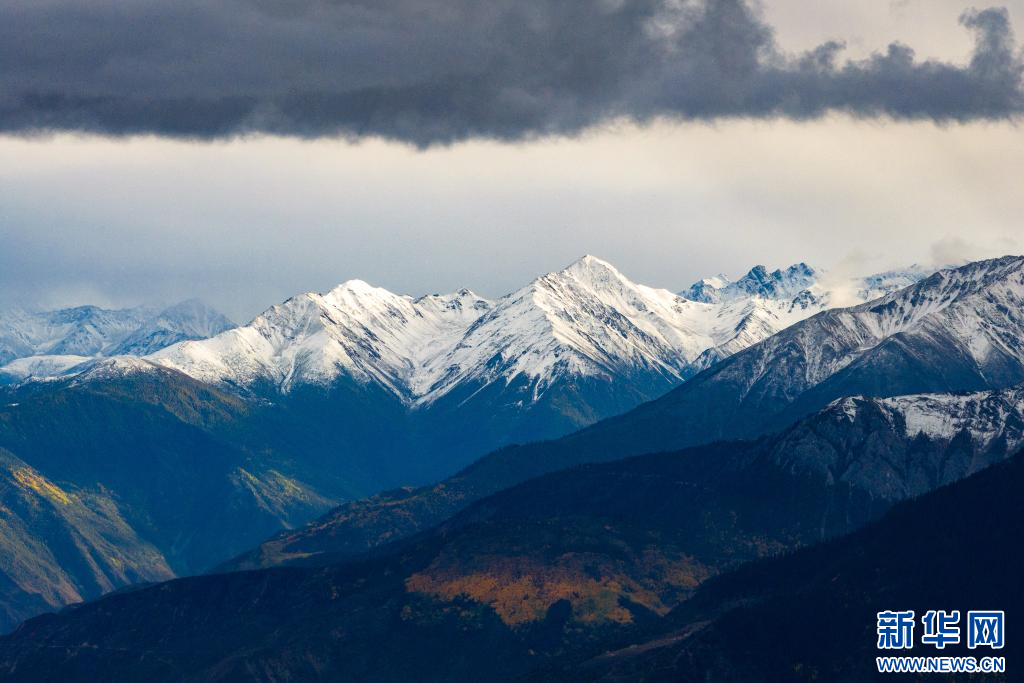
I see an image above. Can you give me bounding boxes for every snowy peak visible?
[683,262,817,303]
[855,265,934,301]
[150,256,739,402]
[557,254,628,287]
[416,256,714,404]
[705,255,1024,412]
[321,278,398,309]
[151,281,496,396]
[681,260,932,309]
[414,289,492,320]
[0,301,232,366]
[0,355,92,384]
[852,254,1024,339]
[413,255,895,406]
[684,274,731,303]
[730,262,817,300]
[0,305,154,363]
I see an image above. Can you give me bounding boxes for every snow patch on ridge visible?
[830,384,1024,451]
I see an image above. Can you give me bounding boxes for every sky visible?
[2,0,1023,321]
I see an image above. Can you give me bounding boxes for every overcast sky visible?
[2,0,1023,321]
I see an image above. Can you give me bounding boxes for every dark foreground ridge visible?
[1,413,1021,681]
[537,449,1024,682]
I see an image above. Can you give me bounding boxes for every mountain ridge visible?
[96,256,927,406]
[2,257,931,413]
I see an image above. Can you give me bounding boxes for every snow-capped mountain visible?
[681,262,927,306]
[854,266,937,301]
[1,256,940,467]
[147,256,925,406]
[0,301,233,379]
[683,263,818,303]
[0,255,1018,637]
[753,255,1024,396]
[150,283,493,396]
[109,299,235,356]
[679,262,931,373]
[16,254,920,503]
[0,355,96,382]
[570,254,1024,460]
[418,256,746,405]
[0,305,157,365]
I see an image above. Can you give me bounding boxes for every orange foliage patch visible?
[405,548,711,627]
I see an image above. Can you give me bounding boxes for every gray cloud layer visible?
[2,0,1022,144]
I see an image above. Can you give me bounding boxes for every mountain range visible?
[144,257,920,428]
[2,257,924,400]
[0,255,929,486]
[0,254,1011,646]
[7,255,915,631]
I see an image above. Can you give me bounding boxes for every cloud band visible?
[1,0,1021,144]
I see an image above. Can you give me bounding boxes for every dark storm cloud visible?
[1,0,1022,144]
